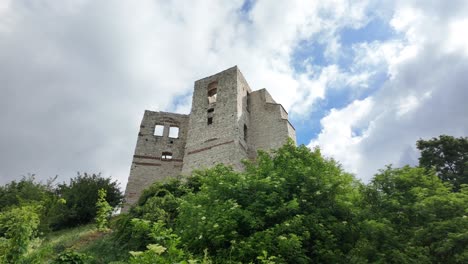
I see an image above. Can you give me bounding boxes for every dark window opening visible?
[208,81,218,104]
[207,108,214,113]
[162,152,173,160]
[169,126,179,138]
[244,124,248,142]
[246,92,250,112]
[208,117,213,125]
[154,125,164,136]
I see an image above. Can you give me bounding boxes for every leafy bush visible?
[116,139,468,263]
[53,250,92,264]
[95,189,112,231]
[118,141,361,263]
[0,175,53,211]
[0,204,41,263]
[52,173,123,229]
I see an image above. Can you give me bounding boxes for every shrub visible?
[95,189,112,231]
[53,250,92,264]
[52,173,123,229]
[0,205,41,263]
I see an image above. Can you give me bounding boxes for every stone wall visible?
[248,89,297,157]
[181,66,250,174]
[122,111,189,212]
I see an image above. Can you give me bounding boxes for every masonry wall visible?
[122,111,189,212]
[181,66,250,173]
[248,89,297,157]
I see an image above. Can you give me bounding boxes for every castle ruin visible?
[123,66,296,211]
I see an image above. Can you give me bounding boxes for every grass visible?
[23,222,129,263]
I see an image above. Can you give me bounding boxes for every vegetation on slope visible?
[0,135,467,263]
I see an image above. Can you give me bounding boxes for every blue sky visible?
[1,0,467,186]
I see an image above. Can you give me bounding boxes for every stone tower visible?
[123,66,295,211]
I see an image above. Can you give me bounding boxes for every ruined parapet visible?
[248,89,296,157]
[123,66,296,212]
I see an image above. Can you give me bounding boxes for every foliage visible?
[0,204,41,263]
[53,172,123,229]
[2,135,467,263]
[127,219,209,264]
[119,140,362,263]
[417,135,468,191]
[356,165,468,263]
[96,189,113,231]
[116,138,468,263]
[0,175,53,212]
[53,250,92,264]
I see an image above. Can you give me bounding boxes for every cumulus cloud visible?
[0,0,374,186]
[310,0,468,181]
[1,0,465,187]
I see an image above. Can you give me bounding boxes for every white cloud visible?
[309,97,374,174]
[0,0,374,187]
[310,0,468,181]
[2,0,465,188]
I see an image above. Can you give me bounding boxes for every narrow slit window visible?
[154,125,164,136]
[162,152,173,160]
[169,126,179,138]
[244,124,248,141]
[207,117,213,125]
[208,81,218,104]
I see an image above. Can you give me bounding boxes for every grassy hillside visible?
[24,222,126,263]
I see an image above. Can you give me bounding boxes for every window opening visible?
[208,81,218,104]
[162,152,173,160]
[244,124,248,142]
[154,125,164,136]
[207,108,214,113]
[169,126,179,138]
[207,117,213,125]
[246,92,250,112]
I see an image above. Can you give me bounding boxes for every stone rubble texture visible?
[122,66,296,212]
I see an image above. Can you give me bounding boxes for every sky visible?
[1,0,467,188]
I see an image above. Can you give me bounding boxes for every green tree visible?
[53,172,123,229]
[355,166,468,263]
[0,175,52,211]
[417,135,468,191]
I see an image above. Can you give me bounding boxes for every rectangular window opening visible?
[169,126,179,138]
[207,117,213,125]
[154,125,164,136]
[162,152,173,160]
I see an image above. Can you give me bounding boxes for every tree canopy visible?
[116,140,468,263]
[417,135,468,191]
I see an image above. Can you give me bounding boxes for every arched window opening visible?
[162,152,173,160]
[169,126,179,138]
[154,125,164,136]
[208,81,218,104]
